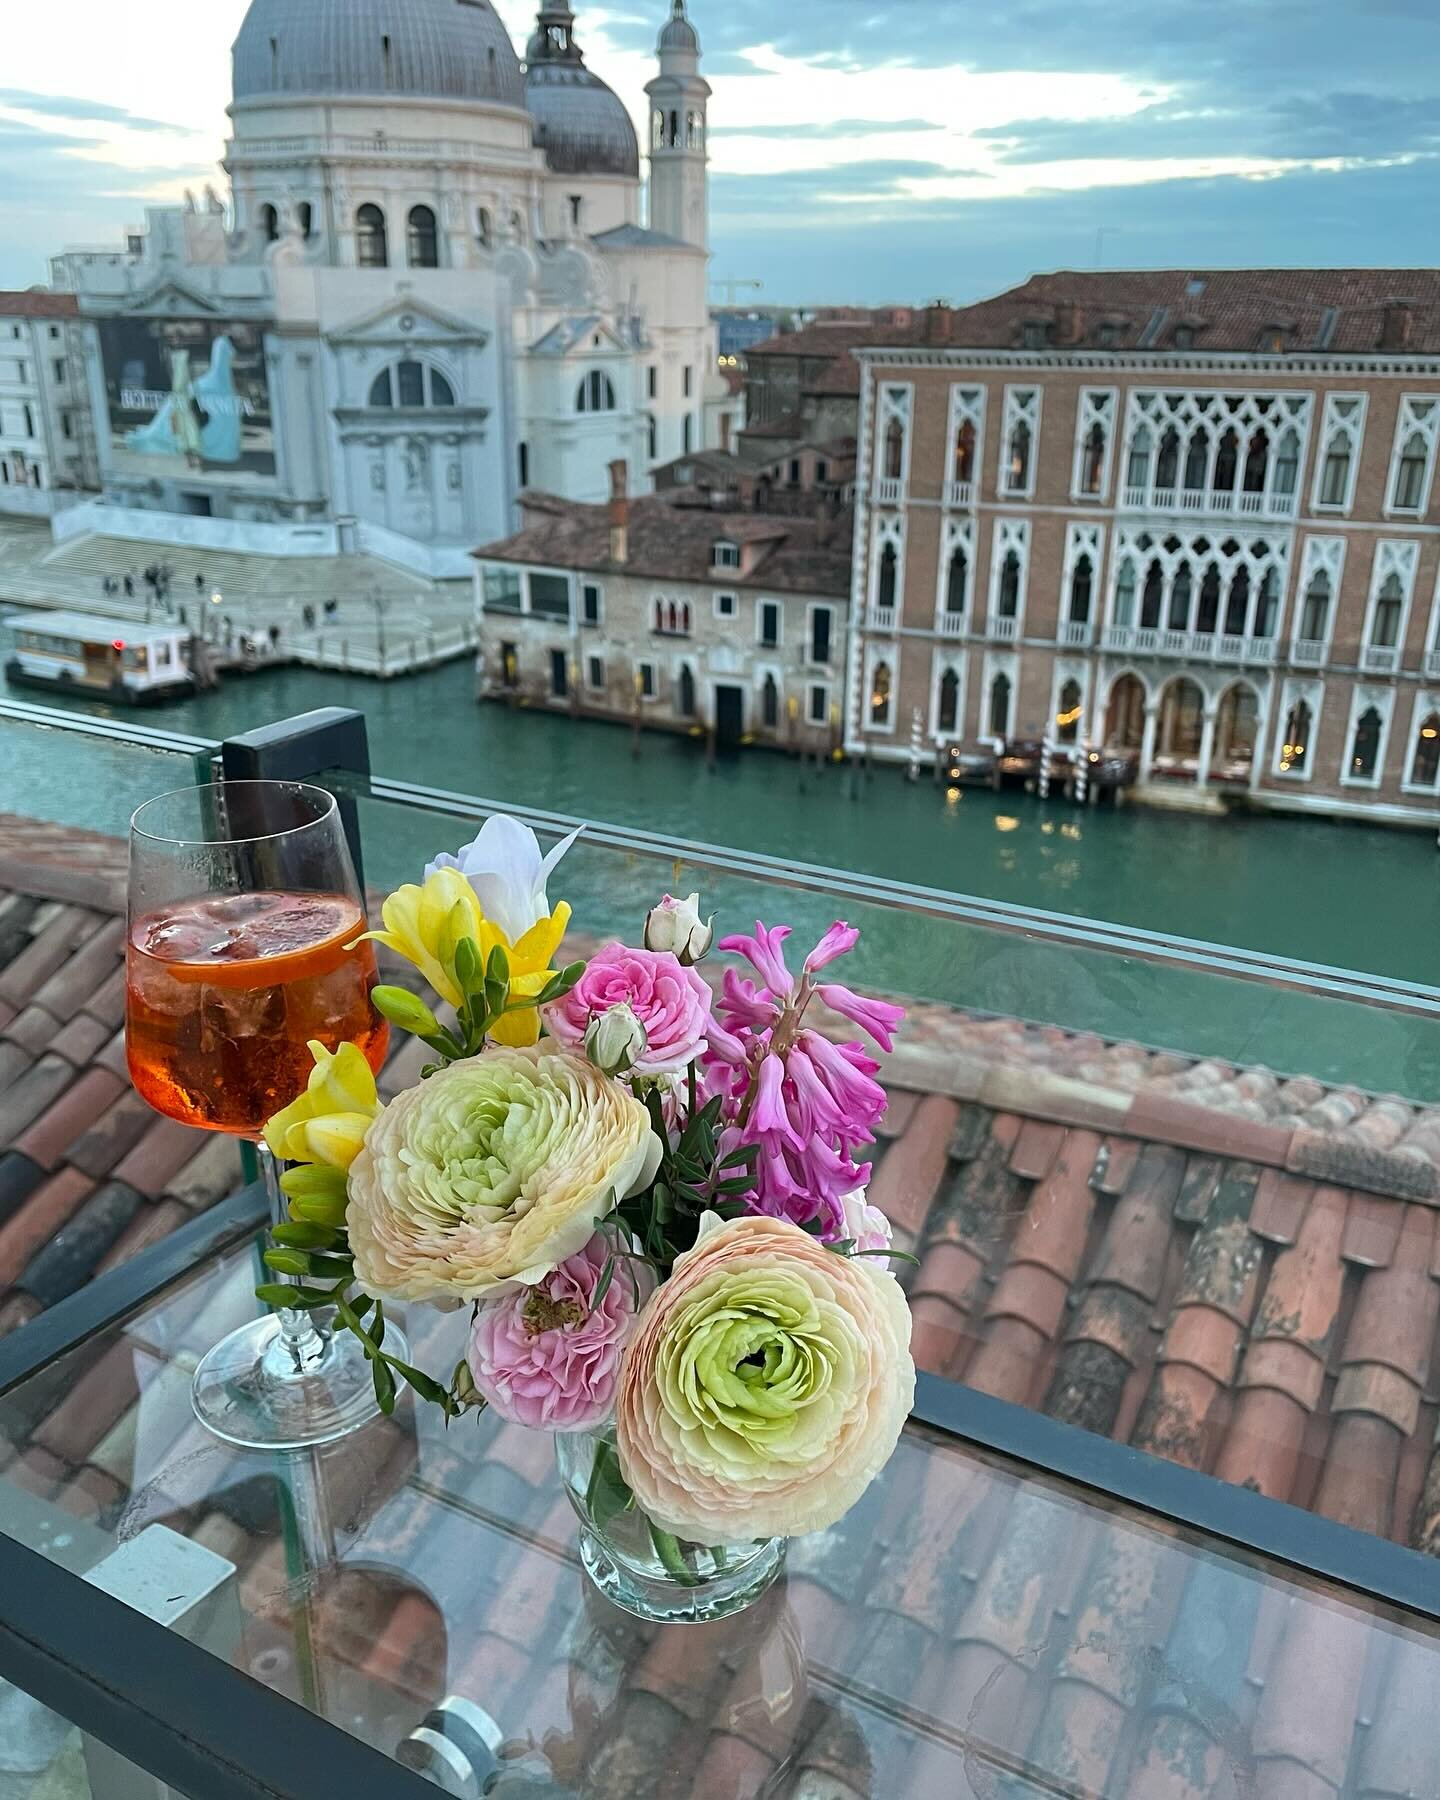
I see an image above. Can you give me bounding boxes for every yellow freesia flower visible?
[351,866,485,1008]
[482,902,572,1047]
[264,1040,381,1169]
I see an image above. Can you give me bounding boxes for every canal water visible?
[4,657,1435,991]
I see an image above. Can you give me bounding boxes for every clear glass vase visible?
[556,1426,786,1624]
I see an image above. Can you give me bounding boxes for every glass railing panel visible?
[1,1239,1437,1796]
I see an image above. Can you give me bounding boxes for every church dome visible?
[658,1,699,53]
[232,0,526,108]
[524,4,639,178]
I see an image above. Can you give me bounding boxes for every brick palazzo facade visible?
[846,269,1440,825]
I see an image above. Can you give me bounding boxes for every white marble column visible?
[1139,704,1159,781]
[1196,708,1217,787]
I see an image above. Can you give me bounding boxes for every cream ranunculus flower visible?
[615,1213,914,1542]
[346,1044,661,1303]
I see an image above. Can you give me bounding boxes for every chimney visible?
[924,302,950,346]
[608,459,629,565]
[1381,302,1414,351]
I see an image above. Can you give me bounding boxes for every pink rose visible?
[839,1188,893,1258]
[468,1235,650,1431]
[544,943,713,1076]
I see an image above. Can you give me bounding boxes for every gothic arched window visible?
[406,206,439,268]
[577,371,617,413]
[945,547,968,616]
[1280,698,1312,774]
[877,542,898,611]
[259,202,279,243]
[938,666,960,733]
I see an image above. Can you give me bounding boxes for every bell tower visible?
[644,1,709,249]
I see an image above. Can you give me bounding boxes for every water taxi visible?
[3,611,196,704]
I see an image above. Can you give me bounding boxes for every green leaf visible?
[271,1222,339,1251]
[590,1255,615,1314]
[586,1439,634,1534]
[853,1247,921,1267]
[371,1355,396,1415]
[254,1281,334,1308]
[384,1357,449,1406]
[712,1176,757,1197]
[721,1142,761,1168]
[710,1200,750,1220]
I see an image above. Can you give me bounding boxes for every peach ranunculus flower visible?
[615,1212,914,1542]
[346,1044,661,1303]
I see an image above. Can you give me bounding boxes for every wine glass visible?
[126,778,405,1449]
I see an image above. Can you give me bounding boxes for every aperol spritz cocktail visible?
[127,778,404,1449]
[127,890,387,1135]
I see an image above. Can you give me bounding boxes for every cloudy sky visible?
[1,0,1436,302]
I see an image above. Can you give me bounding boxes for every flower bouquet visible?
[259,818,915,1622]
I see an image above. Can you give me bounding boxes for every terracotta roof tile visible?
[111,1115,212,1194]
[0,291,79,319]
[1340,1205,1438,1385]
[1342,1191,1404,1267]
[0,1166,94,1287]
[13,1067,125,1171]
[863,1094,956,1237]
[2,1003,62,1058]
[0,1055,79,1145]
[1009,1118,1066,1180]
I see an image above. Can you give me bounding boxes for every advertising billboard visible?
[98,316,274,481]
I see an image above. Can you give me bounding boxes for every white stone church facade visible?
[48,0,717,576]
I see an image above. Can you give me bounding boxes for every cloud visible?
[0,87,183,134]
[710,117,946,139]
[713,159,979,213]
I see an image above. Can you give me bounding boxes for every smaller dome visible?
[524,3,639,178]
[658,0,699,53]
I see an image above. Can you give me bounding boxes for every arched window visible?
[679,665,697,718]
[652,109,665,150]
[870,662,892,727]
[476,206,493,249]
[1113,558,1137,626]
[997,549,1021,617]
[1242,428,1269,494]
[938,666,960,733]
[1006,420,1031,492]
[368,360,454,409]
[762,672,780,729]
[577,371,617,413]
[1126,425,1152,492]
[1216,685,1259,766]
[1254,568,1280,640]
[1224,566,1251,636]
[1155,426,1180,492]
[1140,559,1164,628]
[259,202,279,243]
[686,110,703,148]
[954,420,976,483]
[1056,678,1082,744]
[988,672,1012,738]
[877,542,898,611]
[1213,427,1239,493]
[945,547,968,616]
[667,600,679,633]
[1373,573,1404,647]
[1299,570,1331,643]
[884,419,905,480]
[1069,553,1093,623]
[1410,712,1440,787]
[355,203,388,267]
[1272,429,1299,499]
[646,414,658,459]
[1168,563,1193,632]
[1080,422,1106,495]
[298,201,314,238]
[1183,428,1208,492]
[1196,563,1222,634]
[1393,432,1429,510]
[1279,699,1312,774]
[1319,434,1351,507]
[1350,705,1383,779]
[1106,673,1145,749]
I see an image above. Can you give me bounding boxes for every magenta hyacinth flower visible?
[707,919,902,1241]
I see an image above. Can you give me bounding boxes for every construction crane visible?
[712,278,764,305]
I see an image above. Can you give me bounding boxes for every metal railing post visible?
[220,707,371,885]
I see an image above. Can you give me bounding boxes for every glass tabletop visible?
[1,1234,1438,1800]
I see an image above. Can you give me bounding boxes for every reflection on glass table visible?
[2,1236,1438,1799]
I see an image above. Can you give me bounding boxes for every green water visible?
[6,657,1434,985]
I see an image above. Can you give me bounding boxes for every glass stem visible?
[258,1144,330,1368]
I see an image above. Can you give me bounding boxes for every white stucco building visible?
[0,293,100,519]
[48,0,716,576]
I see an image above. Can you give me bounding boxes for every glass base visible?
[191,1313,410,1450]
[578,1527,785,1624]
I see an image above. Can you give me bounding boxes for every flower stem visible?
[649,1521,701,1585]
